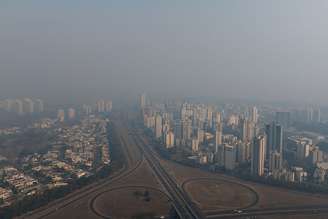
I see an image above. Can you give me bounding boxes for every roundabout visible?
[90,186,172,219]
[182,178,259,211]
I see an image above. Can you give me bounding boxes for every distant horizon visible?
[1,1,328,105]
[0,94,327,108]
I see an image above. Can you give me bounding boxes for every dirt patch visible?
[161,159,328,210]
[259,214,328,219]
[184,178,258,211]
[91,186,172,219]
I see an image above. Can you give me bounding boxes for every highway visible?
[206,206,328,218]
[130,125,204,219]
[20,112,328,219]
[127,119,328,219]
[21,120,144,219]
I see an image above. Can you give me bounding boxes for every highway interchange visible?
[20,113,328,219]
[132,131,204,219]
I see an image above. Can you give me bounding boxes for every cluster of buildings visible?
[287,136,328,183]
[57,108,78,122]
[0,167,39,204]
[56,117,111,168]
[57,100,113,123]
[0,98,44,115]
[31,118,55,129]
[22,151,90,189]
[0,118,54,137]
[141,96,259,169]
[271,107,321,127]
[0,114,111,206]
[0,187,12,204]
[288,136,324,164]
[140,94,328,186]
[0,127,21,136]
[82,100,113,115]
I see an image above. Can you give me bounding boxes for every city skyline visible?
[1,92,328,218]
[2,1,328,218]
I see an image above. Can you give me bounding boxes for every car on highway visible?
[233,209,243,214]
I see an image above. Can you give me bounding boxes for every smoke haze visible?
[1,1,328,104]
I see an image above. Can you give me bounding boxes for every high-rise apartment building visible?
[68,108,76,120]
[215,112,221,124]
[269,151,282,172]
[155,114,163,139]
[97,100,105,113]
[82,104,92,115]
[249,106,258,124]
[140,93,146,109]
[206,107,213,128]
[165,131,175,149]
[216,144,225,167]
[35,99,44,113]
[251,135,266,176]
[174,120,183,146]
[182,119,192,142]
[105,101,112,112]
[224,144,236,170]
[12,99,23,115]
[197,128,205,144]
[57,109,65,122]
[241,118,255,142]
[23,98,34,114]
[192,138,199,153]
[237,141,250,163]
[296,142,310,160]
[215,123,223,153]
[265,122,283,160]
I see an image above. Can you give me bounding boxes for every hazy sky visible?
[1,1,328,104]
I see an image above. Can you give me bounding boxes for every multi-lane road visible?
[131,130,204,219]
[127,120,328,219]
[206,206,328,218]
[21,120,143,219]
[20,113,328,219]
